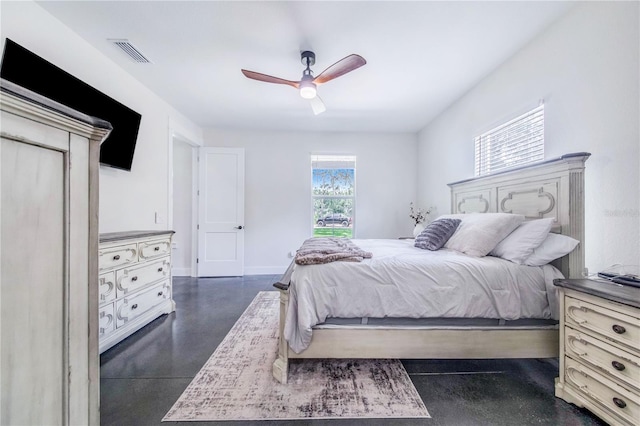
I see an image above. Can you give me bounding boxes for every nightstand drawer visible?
[565,296,640,352]
[565,327,640,393]
[565,357,640,426]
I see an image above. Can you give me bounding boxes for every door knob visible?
[235,225,244,230]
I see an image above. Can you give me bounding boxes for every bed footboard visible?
[271,283,559,385]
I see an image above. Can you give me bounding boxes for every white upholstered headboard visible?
[447,152,590,279]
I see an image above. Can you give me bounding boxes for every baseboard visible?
[244,265,289,275]
[172,267,192,277]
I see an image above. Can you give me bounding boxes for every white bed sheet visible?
[284,239,564,353]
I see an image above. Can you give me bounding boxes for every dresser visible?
[99,230,176,353]
[555,278,640,426]
[1,80,111,425]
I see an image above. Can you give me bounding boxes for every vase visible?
[413,223,425,238]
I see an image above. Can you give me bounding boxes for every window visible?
[311,155,355,238]
[475,104,544,176]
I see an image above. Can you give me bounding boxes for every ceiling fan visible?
[241,51,366,115]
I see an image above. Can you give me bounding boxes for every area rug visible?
[163,291,429,421]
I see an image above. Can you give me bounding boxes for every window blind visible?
[475,105,544,176]
[311,154,356,169]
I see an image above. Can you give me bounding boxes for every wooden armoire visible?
[1,79,111,425]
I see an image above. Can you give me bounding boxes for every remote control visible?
[598,272,640,288]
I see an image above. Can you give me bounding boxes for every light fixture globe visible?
[299,76,317,99]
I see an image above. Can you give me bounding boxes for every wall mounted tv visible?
[1,39,141,171]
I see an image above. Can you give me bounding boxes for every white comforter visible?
[284,239,563,353]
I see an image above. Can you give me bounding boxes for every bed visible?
[273,152,590,384]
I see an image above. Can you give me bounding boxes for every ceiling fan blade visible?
[241,69,299,89]
[309,95,326,115]
[313,54,366,85]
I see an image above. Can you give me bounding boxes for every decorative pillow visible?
[490,217,556,264]
[523,233,580,266]
[443,213,525,257]
[414,218,461,251]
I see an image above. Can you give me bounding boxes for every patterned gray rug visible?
[163,291,429,421]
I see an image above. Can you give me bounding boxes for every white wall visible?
[1,1,203,233]
[203,129,418,274]
[417,2,639,273]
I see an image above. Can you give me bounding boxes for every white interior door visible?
[197,147,245,276]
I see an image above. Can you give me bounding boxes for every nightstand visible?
[554,278,640,426]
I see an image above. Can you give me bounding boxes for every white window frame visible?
[311,154,356,238]
[475,104,544,176]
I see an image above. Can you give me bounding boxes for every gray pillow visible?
[415,218,461,251]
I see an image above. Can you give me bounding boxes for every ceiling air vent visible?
[109,39,152,63]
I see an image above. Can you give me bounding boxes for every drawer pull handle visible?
[131,304,138,310]
[612,324,626,334]
[158,267,163,272]
[612,397,627,409]
[131,276,138,282]
[612,361,626,371]
[113,255,121,261]
[154,246,160,251]
[158,291,164,297]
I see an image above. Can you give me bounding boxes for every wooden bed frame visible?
[273,153,591,384]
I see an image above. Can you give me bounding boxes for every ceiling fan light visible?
[299,80,317,99]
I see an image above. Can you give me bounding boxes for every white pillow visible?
[490,218,555,264]
[523,233,580,266]
[443,213,525,257]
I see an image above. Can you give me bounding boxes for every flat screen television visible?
[1,39,141,171]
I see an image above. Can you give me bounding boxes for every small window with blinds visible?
[474,104,544,176]
[311,154,355,238]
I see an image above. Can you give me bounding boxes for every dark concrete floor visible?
[101,275,606,426]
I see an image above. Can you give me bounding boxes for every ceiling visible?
[36,1,574,133]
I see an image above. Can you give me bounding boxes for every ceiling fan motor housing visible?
[301,51,316,67]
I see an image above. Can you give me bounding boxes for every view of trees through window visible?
[311,155,355,238]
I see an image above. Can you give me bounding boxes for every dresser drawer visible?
[115,281,171,327]
[99,242,137,271]
[99,303,115,338]
[116,257,171,297]
[99,271,116,305]
[565,357,640,425]
[565,296,640,352]
[138,238,171,261]
[566,327,640,393]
